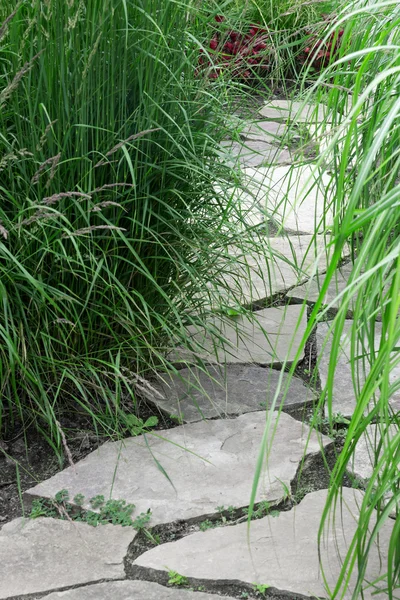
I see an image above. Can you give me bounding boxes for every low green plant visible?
[199,519,216,531]
[253,583,270,595]
[167,569,189,587]
[29,489,152,532]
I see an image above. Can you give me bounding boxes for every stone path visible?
[1,99,397,600]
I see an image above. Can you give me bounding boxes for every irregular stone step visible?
[152,365,316,423]
[169,305,307,367]
[26,412,331,527]
[41,580,236,600]
[259,99,332,123]
[242,165,333,234]
[219,235,333,305]
[317,321,400,417]
[0,517,134,599]
[133,488,393,600]
[287,262,354,312]
[220,140,292,168]
[350,424,399,480]
[241,121,290,145]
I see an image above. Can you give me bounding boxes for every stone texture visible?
[220,235,333,305]
[243,165,333,234]
[169,305,307,367]
[26,412,330,527]
[152,364,316,423]
[241,120,291,145]
[259,99,331,123]
[349,424,399,481]
[0,517,134,599]
[220,139,292,168]
[134,488,393,600]
[41,580,236,600]
[317,320,400,417]
[286,262,354,312]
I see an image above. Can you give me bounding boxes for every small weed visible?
[199,519,215,531]
[241,593,249,599]
[253,583,270,595]
[167,569,189,587]
[29,489,154,536]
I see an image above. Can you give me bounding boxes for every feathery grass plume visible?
[0,3,21,41]
[0,222,8,240]
[62,225,127,237]
[0,51,43,108]
[94,129,161,167]
[31,153,61,184]
[90,202,125,212]
[41,191,91,205]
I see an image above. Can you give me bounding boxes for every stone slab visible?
[220,140,292,168]
[349,424,399,481]
[152,364,316,423]
[0,517,134,599]
[134,488,393,600]
[259,99,331,123]
[26,412,331,527]
[220,235,332,305]
[317,321,400,417]
[41,580,236,600]
[243,165,333,234]
[287,262,354,311]
[169,305,307,367]
[241,120,291,145]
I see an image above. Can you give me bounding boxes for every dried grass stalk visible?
[95,129,160,167]
[42,191,91,205]
[90,201,125,212]
[0,222,8,240]
[62,225,127,238]
[0,51,43,108]
[31,152,61,184]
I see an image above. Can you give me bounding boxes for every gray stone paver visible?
[220,140,292,168]
[41,580,236,600]
[169,305,307,367]
[242,165,333,234]
[26,412,331,527]
[152,364,316,423]
[259,99,332,123]
[219,235,333,305]
[350,423,399,481]
[286,262,354,311]
[241,120,291,145]
[317,320,400,417]
[0,517,134,599]
[134,488,393,600]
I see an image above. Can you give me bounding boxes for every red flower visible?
[210,38,218,50]
[215,14,225,22]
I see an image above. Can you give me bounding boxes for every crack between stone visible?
[125,564,326,600]
[3,577,127,600]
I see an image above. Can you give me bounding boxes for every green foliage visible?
[253,583,270,596]
[199,519,215,531]
[0,0,262,453]
[29,489,152,531]
[167,569,189,587]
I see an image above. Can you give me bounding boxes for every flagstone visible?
[259,99,332,123]
[243,165,334,234]
[25,412,330,527]
[286,262,354,311]
[169,305,307,367]
[220,139,292,167]
[219,235,332,305]
[133,488,393,600]
[0,517,134,599]
[152,364,316,423]
[349,423,399,481]
[317,321,400,417]
[41,580,236,600]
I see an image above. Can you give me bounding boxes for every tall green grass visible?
[251,1,400,597]
[0,0,262,455]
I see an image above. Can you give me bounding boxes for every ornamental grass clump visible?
[0,0,263,455]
